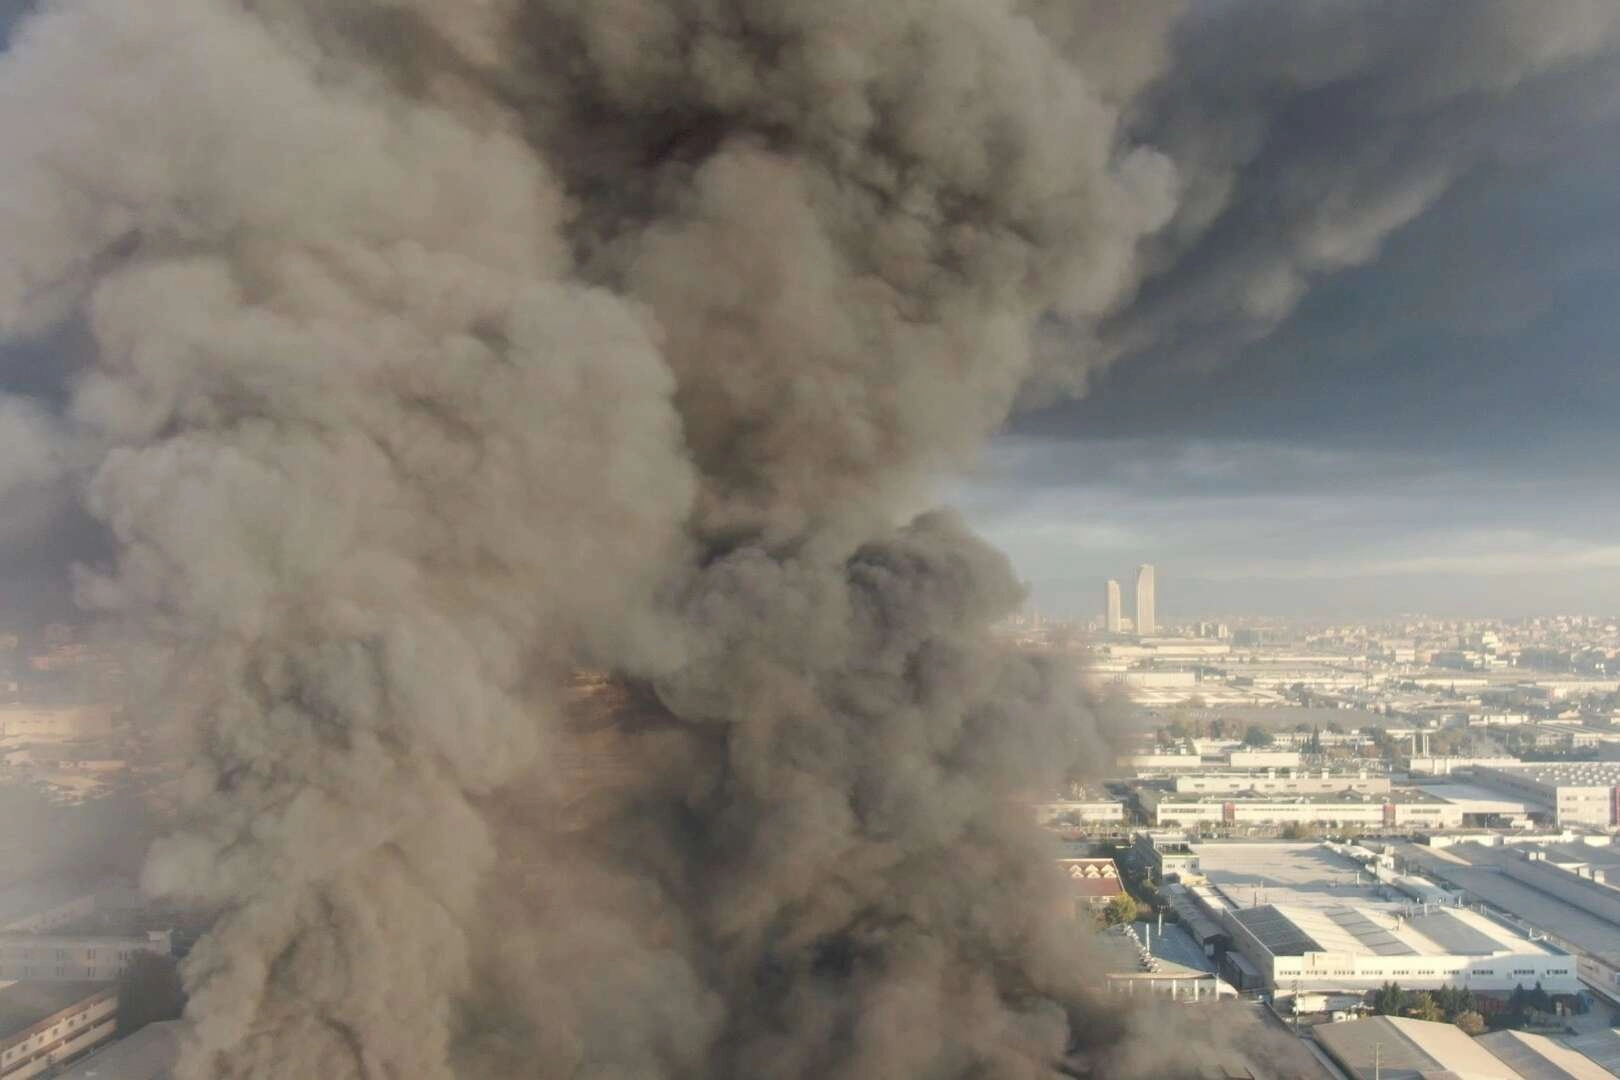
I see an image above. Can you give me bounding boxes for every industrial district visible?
[3,576,1620,1077]
[1019,565,1620,1077]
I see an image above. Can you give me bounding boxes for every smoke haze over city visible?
[0,2,1616,1079]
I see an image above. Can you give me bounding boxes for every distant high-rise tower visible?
[1135,564,1156,637]
[1105,580,1122,634]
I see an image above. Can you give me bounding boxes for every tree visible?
[1373,981,1405,1016]
[1242,724,1274,748]
[117,951,186,1036]
[1101,893,1139,928]
[1454,1011,1486,1036]
[1408,992,1443,1024]
[1434,984,1476,1020]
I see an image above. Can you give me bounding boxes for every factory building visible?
[0,930,171,983]
[1033,799,1125,826]
[1316,1016,1598,1080]
[1222,902,1578,994]
[0,983,117,1080]
[1056,859,1126,914]
[1138,787,1463,830]
[1173,773,1390,796]
[1472,762,1620,830]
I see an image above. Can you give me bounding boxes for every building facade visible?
[0,984,117,1080]
[1473,763,1620,830]
[0,931,170,983]
[1134,564,1155,637]
[1221,903,1578,995]
[1104,580,1121,634]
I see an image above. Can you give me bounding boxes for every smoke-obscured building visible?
[0,931,170,983]
[1104,580,1121,634]
[1134,564,1156,638]
[0,982,117,1080]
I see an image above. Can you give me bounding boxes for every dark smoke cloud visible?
[0,2,1614,1079]
[1076,0,1620,386]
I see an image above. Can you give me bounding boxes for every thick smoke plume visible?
[0,1,1615,1078]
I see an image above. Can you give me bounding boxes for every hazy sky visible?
[956,7,1620,621]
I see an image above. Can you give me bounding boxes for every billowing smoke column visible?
[1,1,1615,1077]
[0,3,1175,1076]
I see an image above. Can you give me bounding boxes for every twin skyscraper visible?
[1105,564,1155,637]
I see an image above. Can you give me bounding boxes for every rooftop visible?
[1316,1015,1524,1079]
[1475,1029,1613,1080]
[1056,859,1125,899]
[55,1020,181,1080]
[1231,903,1558,959]
[0,981,112,1042]
[1481,762,1620,787]
[0,880,90,926]
[1195,842,1396,910]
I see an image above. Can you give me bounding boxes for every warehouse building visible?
[1316,1016,1523,1079]
[0,930,171,983]
[1139,786,1463,830]
[1173,772,1390,796]
[1223,901,1577,994]
[1472,762,1620,830]
[55,1020,179,1080]
[0,983,117,1080]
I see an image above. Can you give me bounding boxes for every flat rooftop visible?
[0,881,89,926]
[56,1019,181,1080]
[1481,762,1620,787]
[1231,903,1557,959]
[0,981,111,1041]
[1414,782,1542,814]
[1194,842,1397,910]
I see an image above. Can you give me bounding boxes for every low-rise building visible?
[1139,787,1464,830]
[0,983,117,1080]
[1056,859,1126,914]
[1131,832,1200,883]
[1033,799,1125,826]
[1224,902,1577,994]
[54,1020,180,1080]
[1473,763,1620,830]
[1173,772,1390,796]
[0,886,97,935]
[0,930,171,983]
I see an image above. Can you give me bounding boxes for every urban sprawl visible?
[1017,566,1620,1077]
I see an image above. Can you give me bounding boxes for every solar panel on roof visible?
[1232,905,1323,956]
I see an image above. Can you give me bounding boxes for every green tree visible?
[1101,893,1139,928]
[1373,981,1405,1016]
[1454,1011,1486,1036]
[116,951,186,1036]
[1242,724,1274,747]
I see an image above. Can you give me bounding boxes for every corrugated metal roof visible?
[1476,1030,1613,1080]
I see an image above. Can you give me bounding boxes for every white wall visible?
[1269,950,1578,995]
[0,993,117,1080]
